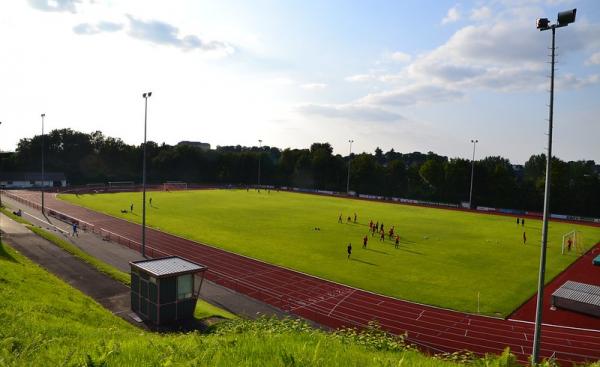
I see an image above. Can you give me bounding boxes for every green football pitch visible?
[59,189,600,316]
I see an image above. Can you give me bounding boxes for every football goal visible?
[108,181,135,191]
[562,230,584,255]
[163,181,188,191]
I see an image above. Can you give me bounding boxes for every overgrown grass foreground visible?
[0,242,541,367]
[60,189,600,316]
[24,221,236,320]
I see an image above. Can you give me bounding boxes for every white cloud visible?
[328,4,600,128]
[300,83,327,90]
[360,84,463,107]
[470,6,491,21]
[28,0,80,13]
[298,103,403,122]
[125,15,234,53]
[72,14,234,55]
[586,52,600,66]
[390,51,411,63]
[345,74,375,82]
[73,21,123,35]
[442,6,460,25]
[555,73,600,89]
[268,76,295,85]
[352,14,600,93]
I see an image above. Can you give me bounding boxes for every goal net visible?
[562,230,584,255]
[86,183,106,188]
[84,182,107,194]
[108,181,135,191]
[163,181,188,191]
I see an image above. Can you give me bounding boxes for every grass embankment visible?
[24,224,235,320]
[2,204,233,320]
[60,190,600,316]
[0,242,513,367]
[0,207,31,225]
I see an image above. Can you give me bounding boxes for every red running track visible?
[7,190,600,365]
[510,242,600,329]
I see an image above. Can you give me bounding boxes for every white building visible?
[0,172,67,188]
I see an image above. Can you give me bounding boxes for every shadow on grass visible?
[396,247,423,255]
[0,241,17,262]
[364,248,388,255]
[350,258,377,266]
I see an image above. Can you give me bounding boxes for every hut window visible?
[177,274,193,300]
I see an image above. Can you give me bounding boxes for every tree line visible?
[1,128,598,217]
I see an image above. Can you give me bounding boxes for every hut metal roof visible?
[130,256,206,278]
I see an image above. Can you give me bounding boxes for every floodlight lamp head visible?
[148,92,152,97]
[41,113,45,118]
[558,9,576,26]
[536,18,550,30]
[142,93,147,98]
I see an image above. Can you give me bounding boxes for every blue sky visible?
[0,0,599,164]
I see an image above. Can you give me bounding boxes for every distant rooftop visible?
[177,141,211,150]
[130,256,206,277]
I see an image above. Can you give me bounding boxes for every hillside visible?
[0,241,497,367]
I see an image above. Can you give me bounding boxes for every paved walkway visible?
[1,213,135,326]
[2,195,290,321]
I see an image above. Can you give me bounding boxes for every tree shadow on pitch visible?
[396,247,423,255]
[364,248,389,255]
[350,258,378,266]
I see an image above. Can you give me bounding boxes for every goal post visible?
[108,181,135,191]
[562,230,583,255]
[163,181,188,191]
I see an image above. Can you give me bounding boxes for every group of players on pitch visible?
[339,213,401,259]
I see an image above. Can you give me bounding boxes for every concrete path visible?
[1,195,288,321]
[1,213,135,326]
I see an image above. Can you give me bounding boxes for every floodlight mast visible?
[141,92,152,258]
[531,8,576,366]
[0,121,2,245]
[0,121,2,234]
[41,114,45,214]
[468,139,478,208]
[346,140,354,194]
[258,139,262,188]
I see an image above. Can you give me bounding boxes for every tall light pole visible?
[532,9,576,365]
[0,121,2,208]
[257,139,262,188]
[141,92,152,258]
[0,121,2,243]
[469,139,478,208]
[0,121,3,209]
[41,114,45,214]
[346,140,354,194]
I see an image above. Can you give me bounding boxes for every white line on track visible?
[508,318,600,334]
[327,290,356,316]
